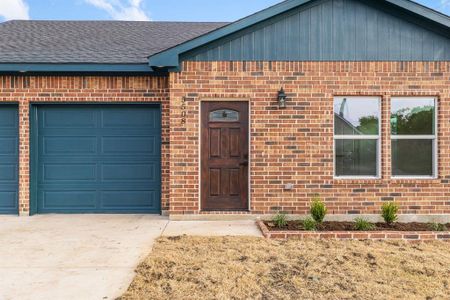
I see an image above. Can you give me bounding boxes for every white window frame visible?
[391,97,438,179]
[333,96,381,179]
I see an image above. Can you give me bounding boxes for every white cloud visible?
[85,0,150,21]
[0,0,29,20]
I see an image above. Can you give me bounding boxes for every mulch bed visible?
[265,221,450,232]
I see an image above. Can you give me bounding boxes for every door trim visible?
[29,102,162,215]
[199,99,251,212]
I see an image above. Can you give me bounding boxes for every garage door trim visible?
[29,103,162,215]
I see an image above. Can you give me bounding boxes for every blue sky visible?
[0,0,448,22]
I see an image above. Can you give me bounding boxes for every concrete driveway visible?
[0,215,168,300]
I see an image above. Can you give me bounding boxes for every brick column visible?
[18,100,30,216]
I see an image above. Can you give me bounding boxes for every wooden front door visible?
[201,102,249,211]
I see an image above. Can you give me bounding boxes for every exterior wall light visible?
[278,87,287,109]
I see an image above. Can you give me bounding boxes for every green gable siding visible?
[182,0,450,62]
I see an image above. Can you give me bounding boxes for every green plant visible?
[310,195,327,223]
[428,223,448,232]
[354,217,375,231]
[303,217,317,231]
[381,202,399,225]
[272,212,288,228]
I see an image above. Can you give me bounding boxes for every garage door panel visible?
[101,136,159,155]
[100,190,158,209]
[0,105,18,214]
[101,163,157,181]
[0,164,18,181]
[0,191,17,209]
[36,104,161,214]
[43,164,97,182]
[41,191,97,210]
[42,109,96,128]
[43,136,97,155]
[0,137,18,155]
[101,108,159,128]
[0,109,17,128]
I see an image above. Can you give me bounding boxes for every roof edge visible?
[0,63,156,74]
[148,0,312,69]
[385,0,450,26]
[148,0,450,70]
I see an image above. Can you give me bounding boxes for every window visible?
[334,97,380,178]
[391,97,437,178]
[209,109,239,122]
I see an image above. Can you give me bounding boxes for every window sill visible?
[333,177,382,184]
[333,177,442,185]
[391,176,437,180]
[334,176,380,180]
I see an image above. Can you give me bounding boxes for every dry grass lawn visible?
[120,236,450,300]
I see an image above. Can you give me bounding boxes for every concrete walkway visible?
[162,220,262,236]
[0,215,261,300]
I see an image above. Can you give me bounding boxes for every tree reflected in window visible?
[334,97,380,178]
[391,98,436,177]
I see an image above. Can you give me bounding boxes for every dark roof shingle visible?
[0,20,228,64]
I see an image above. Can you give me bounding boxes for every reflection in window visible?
[391,98,435,135]
[334,97,380,178]
[334,97,379,135]
[392,140,433,176]
[335,139,378,177]
[391,97,436,177]
[209,109,239,122]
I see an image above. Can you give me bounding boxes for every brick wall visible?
[169,61,450,216]
[0,75,169,215]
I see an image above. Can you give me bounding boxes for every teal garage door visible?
[34,104,161,214]
[0,105,18,214]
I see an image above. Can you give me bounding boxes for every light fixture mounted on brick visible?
[278,87,287,109]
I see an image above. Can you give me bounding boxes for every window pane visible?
[209,109,239,122]
[392,139,433,176]
[335,139,377,177]
[391,98,435,135]
[334,97,379,135]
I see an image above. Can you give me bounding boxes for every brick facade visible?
[0,75,169,215]
[169,61,450,216]
[2,62,450,217]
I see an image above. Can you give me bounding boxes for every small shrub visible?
[354,217,375,231]
[272,212,288,228]
[310,195,327,223]
[381,202,399,224]
[303,217,317,231]
[428,223,448,232]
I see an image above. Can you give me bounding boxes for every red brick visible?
[170,61,450,217]
[335,233,352,239]
[370,233,386,239]
[352,233,370,239]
